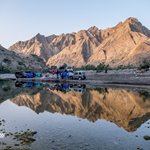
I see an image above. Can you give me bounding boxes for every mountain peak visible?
[35,33,41,36]
[121,17,150,37]
[123,17,140,28]
[35,33,43,38]
[125,17,139,23]
[88,26,99,31]
[34,33,46,43]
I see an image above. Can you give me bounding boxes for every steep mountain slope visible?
[11,88,150,132]
[9,17,150,67]
[9,33,78,61]
[88,18,150,66]
[0,45,46,72]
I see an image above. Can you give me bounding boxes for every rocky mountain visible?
[0,45,46,72]
[9,17,150,67]
[9,33,75,61]
[11,87,150,132]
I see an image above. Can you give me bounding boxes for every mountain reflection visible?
[1,81,150,132]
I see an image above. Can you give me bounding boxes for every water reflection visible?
[15,81,43,88]
[1,81,149,132]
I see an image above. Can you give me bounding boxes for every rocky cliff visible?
[9,17,150,67]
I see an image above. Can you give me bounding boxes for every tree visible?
[97,63,109,73]
[138,60,150,71]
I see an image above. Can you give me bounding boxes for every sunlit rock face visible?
[11,88,150,132]
[9,17,150,67]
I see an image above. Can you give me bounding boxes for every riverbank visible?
[0,70,150,87]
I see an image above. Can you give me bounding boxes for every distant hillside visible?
[0,45,46,72]
[9,17,150,67]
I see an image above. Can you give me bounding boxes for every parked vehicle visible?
[15,71,36,78]
[68,72,74,79]
[35,72,42,77]
[73,71,86,80]
[24,71,35,78]
[58,66,66,73]
[59,71,74,79]
[15,72,25,78]
[50,66,58,75]
[60,71,69,79]
[66,66,74,72]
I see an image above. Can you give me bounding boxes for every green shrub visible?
[2,86,11,91]
[138,90,150,101]
[18,61,25,66]
[31,54,44,62]
[97,62,105,71]
[97,63,109,73]
[75,63,109,72]
[95,88,108,94]
[41,66,50,73]
[0,64,11,73]
[138,60,150,71]
[82,65,96,70]
[3,58,11,64]
[75,65,96,70]
[115,64,135,70]
[62,63,67,68]
[116,65,126,70]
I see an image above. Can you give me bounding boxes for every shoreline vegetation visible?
[0,60,150,73]
[0,60,150,86]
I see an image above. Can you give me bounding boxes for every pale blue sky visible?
[0,0,150,48]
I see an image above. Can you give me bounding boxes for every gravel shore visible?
[0,70,150,86]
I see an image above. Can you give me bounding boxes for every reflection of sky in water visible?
[0,82,150,150]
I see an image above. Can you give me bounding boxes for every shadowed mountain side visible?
[11,88,150,132]
[0,45,46,72]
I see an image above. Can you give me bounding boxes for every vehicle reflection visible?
[15,81,43,88]
[15,81,86,93]
[49,83,86,93]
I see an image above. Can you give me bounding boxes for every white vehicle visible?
[66,66,74,72]
[73,71,86,80]
[68,72,74,79]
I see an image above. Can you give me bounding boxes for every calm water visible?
[0,81,150,150]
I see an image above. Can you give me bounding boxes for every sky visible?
[0,0,150,48]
